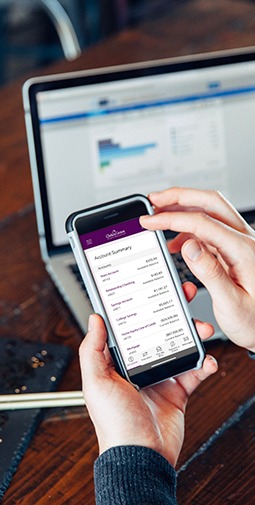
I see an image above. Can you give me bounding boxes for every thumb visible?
[181,239,236,303]
[79,314,108,385]
[176,354,218,397]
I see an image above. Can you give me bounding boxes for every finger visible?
[182,281,197,303]
[148,188,249,232]
[194,319,215,340]
[79,314,108,384]
[176,354,218,397]
[140,211,250,270]
[168,232,194,253]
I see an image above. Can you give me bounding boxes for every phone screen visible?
[78,216,198,378]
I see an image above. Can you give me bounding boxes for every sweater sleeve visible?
[94,445,177,505]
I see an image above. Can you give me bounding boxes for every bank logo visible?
[106,229,126,239]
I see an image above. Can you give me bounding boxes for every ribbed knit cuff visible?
[94,445,177,505]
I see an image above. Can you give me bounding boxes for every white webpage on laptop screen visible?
[37,61,255,247]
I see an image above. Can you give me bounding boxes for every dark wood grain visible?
[4,411,98,505]
[1,0,255,503]
[177,402,255,504]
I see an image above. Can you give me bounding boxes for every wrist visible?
[98,433,163,459]
[97,431,180,468]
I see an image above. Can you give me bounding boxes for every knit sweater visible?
[94,445,177,504]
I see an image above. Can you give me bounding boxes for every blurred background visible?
[0,0,190,86]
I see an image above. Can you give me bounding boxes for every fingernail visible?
[148,191,160,198]
[206,354,218,366]
[184,240,202,261]
[206,354,218,371]
[88,314,95,331]
[139,215,151,223]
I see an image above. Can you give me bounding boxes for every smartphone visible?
[66,194,205,388]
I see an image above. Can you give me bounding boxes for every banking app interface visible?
[80,217,197,376]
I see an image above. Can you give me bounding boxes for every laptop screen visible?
[24,50,255,251]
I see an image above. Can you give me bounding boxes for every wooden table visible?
[1,1,254,503]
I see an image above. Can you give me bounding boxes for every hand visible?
[140,187,255,353]
[79,314,217,467]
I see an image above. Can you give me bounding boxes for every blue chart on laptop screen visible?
[37,60,255,247]
[88,98,226,205]
[97,139,157,168]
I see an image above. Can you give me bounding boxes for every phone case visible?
[66,194,205,387]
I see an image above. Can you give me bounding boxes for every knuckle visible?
[203,254,224,281]
[193,211,211,234]
[214,189,227,204]
[207,189,222,197]
[204,189,222,201]
[215,189,224,200]
[209,189,228,207]
[241,235,255,259]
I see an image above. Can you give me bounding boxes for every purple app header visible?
[80,218,146,250]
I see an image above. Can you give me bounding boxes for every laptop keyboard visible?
[69,263,89,297]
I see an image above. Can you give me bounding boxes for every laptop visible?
[22,46,255,338]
